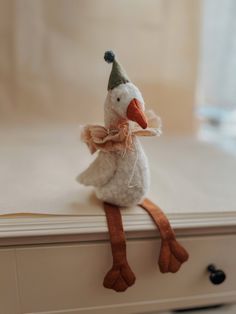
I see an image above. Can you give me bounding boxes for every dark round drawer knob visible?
[207,264,226,285]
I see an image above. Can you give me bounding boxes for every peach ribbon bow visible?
[81,110,161,154]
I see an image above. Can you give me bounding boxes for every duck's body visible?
[92,137,150,207]
[78,81,151,207]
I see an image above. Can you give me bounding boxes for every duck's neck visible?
[103,97,142,153]
[104,111,142,156]
[104,109,121,128]
[104,97,128,129]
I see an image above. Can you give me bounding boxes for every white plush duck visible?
[77,52,188,293]
[78,51,161,207]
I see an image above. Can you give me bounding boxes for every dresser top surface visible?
[0,124,235,239]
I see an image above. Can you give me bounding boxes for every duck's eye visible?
[117,97,120,102]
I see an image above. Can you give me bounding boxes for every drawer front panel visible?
[16,235,236,313]
[0,249,19,314]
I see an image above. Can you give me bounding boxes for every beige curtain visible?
[198,0,236,109]
[0,0,199,133]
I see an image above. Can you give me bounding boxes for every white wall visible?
[0,0,199,134]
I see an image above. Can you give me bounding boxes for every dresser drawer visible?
[15,235,236,314]
[0,249,19,314]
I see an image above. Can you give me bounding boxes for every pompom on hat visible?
[104,50,130,90]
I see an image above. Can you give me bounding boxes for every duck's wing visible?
[77,151,116,187]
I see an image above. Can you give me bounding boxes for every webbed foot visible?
[159,239,189,273]
[103,262,136,292]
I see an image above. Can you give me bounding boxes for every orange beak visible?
[126,98,148,129]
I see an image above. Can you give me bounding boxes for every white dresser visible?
[0,125,236,314]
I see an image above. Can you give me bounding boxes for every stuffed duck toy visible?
[78,51,189,292]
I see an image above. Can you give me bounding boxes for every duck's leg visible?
[103,202,136,292]
[139,198,189,273]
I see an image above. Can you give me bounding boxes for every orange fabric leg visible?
[139,198,189,273]
[103,202,136,292]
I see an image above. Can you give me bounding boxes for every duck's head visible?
[104,51,148,129]
[106,82,147,129]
